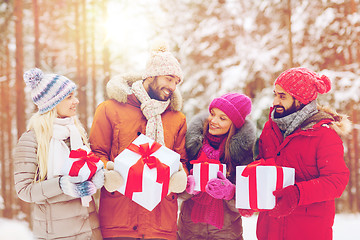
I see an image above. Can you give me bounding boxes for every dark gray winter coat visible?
[177,112,256,240]
[184,112,255,183]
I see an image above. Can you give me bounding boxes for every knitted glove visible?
[59,176,97,198]
[91,168,105,189]
[184,169,199,195]
[103,161,124,192]
[269,185,300,218]
[205,171,235,200]
[238,209,255,217]
[169,164,187,193]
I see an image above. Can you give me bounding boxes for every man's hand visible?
[169,164,187,193]
[269,185,300,218]
[103,161,124,192]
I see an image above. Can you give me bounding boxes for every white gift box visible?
[114,134,180,211]
[193,163,226,192]
[236,165,295,210]
[61,146,103,182]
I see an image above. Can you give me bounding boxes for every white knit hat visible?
[23,68,76,114]
[142,40,183,83]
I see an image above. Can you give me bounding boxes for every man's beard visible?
[147,85,172,101]
[274,102,299,118]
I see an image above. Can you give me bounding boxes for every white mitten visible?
[104,161,124,192]
[91,168,105,189]
[168,163,187,193]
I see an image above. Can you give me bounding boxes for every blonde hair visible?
[27,108,89,182]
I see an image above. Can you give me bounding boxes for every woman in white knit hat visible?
[89,40,187,240]
[14,68,104,239]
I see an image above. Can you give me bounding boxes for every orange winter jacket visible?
[89,73,187,239]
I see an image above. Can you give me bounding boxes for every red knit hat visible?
[209,93,252,129]
[274,67,331,104]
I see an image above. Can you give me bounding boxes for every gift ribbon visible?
[241,158,283,211]
[124,141,170,200]
[190,152,224,192]
[69,149,100,180]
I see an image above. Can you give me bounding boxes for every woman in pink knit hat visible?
[177,93,256,240]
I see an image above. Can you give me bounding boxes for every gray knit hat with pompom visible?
[23,68,76,114]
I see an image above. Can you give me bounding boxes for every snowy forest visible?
[0,0,359,227]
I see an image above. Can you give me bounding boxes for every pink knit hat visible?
[274,67,331,104]
[209,93,252,129]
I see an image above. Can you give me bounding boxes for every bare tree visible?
[101,0,110,100]
[14,0,31,224]
[32,0,40,67]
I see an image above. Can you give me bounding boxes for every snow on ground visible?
[0,213,360,239]
[242,213,360,240]
[0,218,34,240]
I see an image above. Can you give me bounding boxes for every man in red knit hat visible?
[256,67,350,240]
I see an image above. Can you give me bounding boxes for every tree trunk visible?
[5,40,14,218]
[14,0,31,225]
[286,0,293,68]
[91,0,97,115]
[14,0,25,139]
[33,0,40,67]
[0,49,6,218]
[101,0,110,99]
[81,0,88,130]
[352,106,360,212]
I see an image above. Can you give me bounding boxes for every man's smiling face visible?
[273,84,302,118]
[146,75,180,101]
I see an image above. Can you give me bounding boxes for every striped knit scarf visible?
[131,80,170,145]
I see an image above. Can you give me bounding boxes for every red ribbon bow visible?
[190,152,224,192]
[124,141,170,200]
[241,158,283,211]
[69,148,100,181]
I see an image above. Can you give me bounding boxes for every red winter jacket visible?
[256,107,350,240]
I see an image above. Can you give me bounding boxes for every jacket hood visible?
[301,105,351,137]
[185,112,256,165]
[106,72,183,111]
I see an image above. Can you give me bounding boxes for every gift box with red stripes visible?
[191,152,227,192]
[235,159,295,210]
[114,134,180,211]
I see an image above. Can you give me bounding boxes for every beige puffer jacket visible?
[14,130,102,240]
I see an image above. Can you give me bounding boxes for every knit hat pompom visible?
[142,39,184,82]
[150,39,169,53]
[209,93,252,129]
[23,68,76,114]
[315,75,331,94]
[24,68,44,89]
[275,67,332,105]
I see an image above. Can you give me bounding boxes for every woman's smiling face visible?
[56,91,79,118]
[207,108,232,136]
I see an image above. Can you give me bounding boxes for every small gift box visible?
[62,146,103,182]
[61,146,103,207]
[191,152,227,192]
[114,134,180,211]
[235,159,295,210]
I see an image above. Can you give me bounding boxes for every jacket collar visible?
[185,112,256,162]
[106,73,183,111]
[269,105,351,138]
